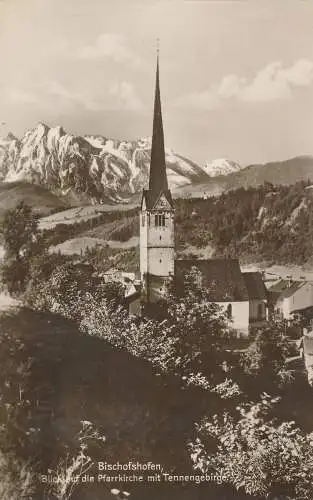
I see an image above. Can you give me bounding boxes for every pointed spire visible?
[148,44,168,196]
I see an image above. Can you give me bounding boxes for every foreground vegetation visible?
[0,202,313,499]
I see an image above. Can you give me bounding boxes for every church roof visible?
[141,52,173,210]
[141,189,173,210]
[242,272,267,300]
[149,54,168,195]
[174,259,249,302]
[277,281,304,300]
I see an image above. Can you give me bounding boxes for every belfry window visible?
[155,214,166,227]
[141,214,145,227]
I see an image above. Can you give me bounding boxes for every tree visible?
[240,323,292,392]
[0,202,41,294]
[25,259,125,320]
[1,202,39,261]
[188,394,313,500]
[159,267,234,381]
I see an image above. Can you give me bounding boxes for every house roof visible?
[125,282,142,304]
[174,259,249,302]
[242,272,267,300]
[278,281,303,300]
[268,279,291,294]
[125,290,141,304]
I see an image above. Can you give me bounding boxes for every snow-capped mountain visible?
[0,123,210,203]
[204,158,243,177]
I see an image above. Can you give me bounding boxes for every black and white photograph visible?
[0,1,313,499]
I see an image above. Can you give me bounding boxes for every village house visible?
[127,53,269,336]
[268,279,313,323]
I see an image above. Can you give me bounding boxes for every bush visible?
[0,450,34,499]
[189,394,313,500]
[240,323,291,392]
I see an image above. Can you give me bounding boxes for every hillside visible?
[0,181,68,219]
[175,181,313,266]
[173,156,313,199]
[41,181,313,268]
[0,308,228,500]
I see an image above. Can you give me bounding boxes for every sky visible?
[1,0,313,166]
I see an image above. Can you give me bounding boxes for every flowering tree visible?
[25,259,241,392]
[188,394,313,499]
[25,258,125,321]
[159,267,234,382]
[241,323,293,392]
[78,295,179,373]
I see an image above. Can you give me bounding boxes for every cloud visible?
[176,59,313,109]
[4,78,143,113]
[79,33,142,68]
[109,81,143,111]
[48,80,143,112]
[47,81,98,111]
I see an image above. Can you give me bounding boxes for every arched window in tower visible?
[155,214,158,226]
[226,303,232,320]
[162,214,166,226]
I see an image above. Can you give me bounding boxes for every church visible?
[127,54,268,335]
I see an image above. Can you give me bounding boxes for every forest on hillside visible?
[71,181,313,267]
[36,180,313,268]
[175,180,313,265]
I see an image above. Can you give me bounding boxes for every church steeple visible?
[140,45,175,293]
[148,49,169,198]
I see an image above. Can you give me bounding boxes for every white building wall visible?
[146,247,175,276]
[290,283,313,313]
[215,301,250,335]
[276,283,313,320]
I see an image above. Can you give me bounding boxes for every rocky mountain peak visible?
[0,124,210,202]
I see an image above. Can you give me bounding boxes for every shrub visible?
[189,394,313,500]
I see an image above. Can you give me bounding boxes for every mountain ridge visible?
[1,123,313,204]
[0,124,210,203]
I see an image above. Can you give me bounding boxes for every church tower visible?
[140,51,175,302]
